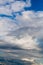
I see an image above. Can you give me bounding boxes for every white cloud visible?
[0,0,31,14]
[15,11,43,31]
[11,1,25,12]
[21,58,35,62]
[0,5,12,15]
[0,17,18,39]
[0,0,31,16]
[15,11,37,27]
[3,34,37,49]
[11,0,31,12]
[0,10,43,50]
[0,0,14,5]
[36,11,43,17]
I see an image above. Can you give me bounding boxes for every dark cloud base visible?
[0,44,23,50]
[0,57,34,65]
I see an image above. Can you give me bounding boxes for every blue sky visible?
[0,0,43,65]
[31,0,43,11]
[24,0,43,11]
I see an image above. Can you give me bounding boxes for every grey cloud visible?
[36,38,43,54]
[0,44,23,50]
[0,57,35,65]
[7,26,40,39]
[0,40,23,50]
[0,49,42,65]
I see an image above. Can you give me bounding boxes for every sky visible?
[0,0,43,65]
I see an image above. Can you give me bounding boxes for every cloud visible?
[0,6,12,15]
[11,0,31,12]
[15,11,43,35]
[36,37,43,54]
[0,0,14,5]
[11,1,25,12]
[0,10,43,51]
[0,0,43,64]
[3,34,37,50]
[0,0,31,15]
[0,17,19,40]
[0,56,36,65]
[0,9,43,50]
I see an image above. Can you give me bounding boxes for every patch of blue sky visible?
[0,13,21,26]
[24,0,43,11]
[31,0,43,11]
[0,14,15,19]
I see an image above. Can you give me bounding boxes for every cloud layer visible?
[0,0,43,65]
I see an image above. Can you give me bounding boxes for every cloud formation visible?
[0,0,43,64]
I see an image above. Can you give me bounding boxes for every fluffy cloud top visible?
[0,0,31,16]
